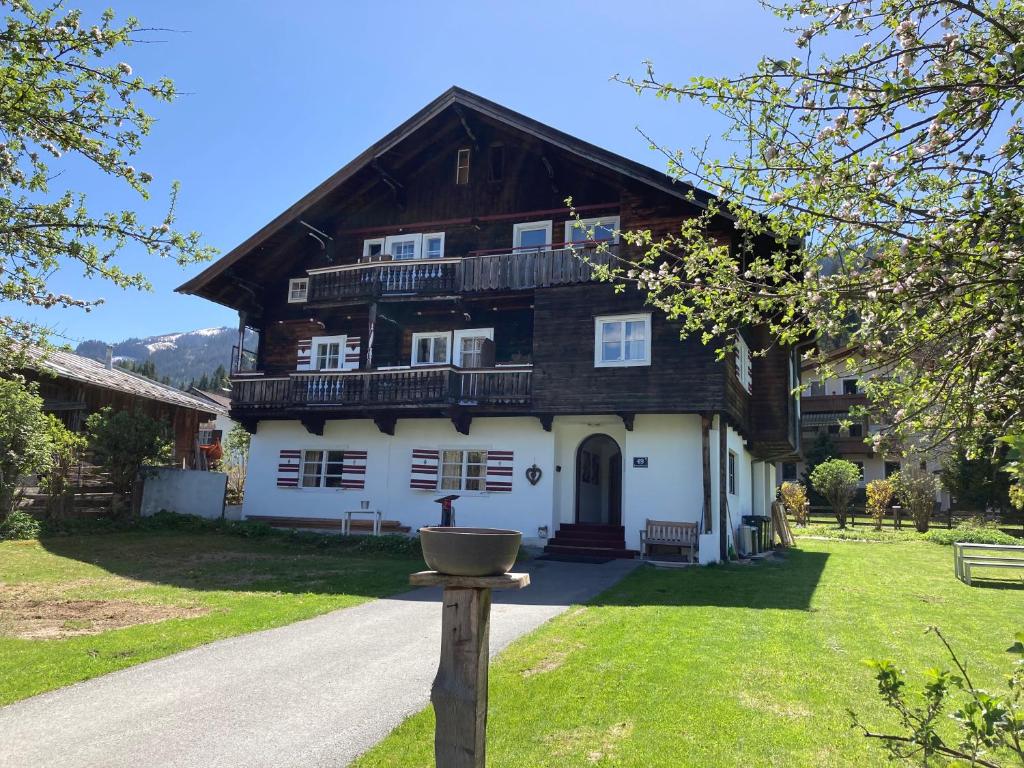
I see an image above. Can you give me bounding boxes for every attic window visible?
[488,145,504,182]
[288,278,308,303]
[456,148,470,185]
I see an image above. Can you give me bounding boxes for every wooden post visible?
[410,571,530,768]
[719,414,728,559]
[701,413,713,533]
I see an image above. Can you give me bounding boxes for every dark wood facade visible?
[179,88,799,459]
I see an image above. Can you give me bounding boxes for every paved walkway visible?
[0,558,639,768]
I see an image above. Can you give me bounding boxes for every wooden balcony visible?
[231,366,532,410]
[306,245,617,303]
[800,392,869,413]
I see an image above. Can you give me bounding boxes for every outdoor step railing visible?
[231,366,532,409]
[304,245,618,302]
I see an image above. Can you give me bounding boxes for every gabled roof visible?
[26,347,220,415]
[176,86,716,298]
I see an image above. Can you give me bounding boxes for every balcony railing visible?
[800,392,869,413]
[305,245,618,303]
[231,366,532,409]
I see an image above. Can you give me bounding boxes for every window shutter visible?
[410,448,439,490]
[297,339,312,371]
[277,449,301,488]
[485,450,514,492]
[340,450,367,489]
[344,336,361,370]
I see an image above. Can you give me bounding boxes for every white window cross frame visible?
[453,328,494,368]
[300,448,348,490]
[439,448,487,493]
[411,331,451,366]
[594,313,651,368]
[288,277,309,303]
[311,334,346,371]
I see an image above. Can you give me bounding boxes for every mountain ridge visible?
[75,327,235,387]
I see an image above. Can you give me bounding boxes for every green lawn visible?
[355,539,1022,767]
[0,531,420,705]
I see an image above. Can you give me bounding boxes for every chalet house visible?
[23,347,222,466]
[777,346,950,510]
[177,87,801,561]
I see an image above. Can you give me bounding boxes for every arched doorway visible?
[575,434,622,526]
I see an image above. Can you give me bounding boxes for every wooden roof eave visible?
[174,86,725,301]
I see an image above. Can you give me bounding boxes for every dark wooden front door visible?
[574,434,622,525]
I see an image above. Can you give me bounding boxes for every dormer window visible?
[288,278,308,303]
[456,148,470,185]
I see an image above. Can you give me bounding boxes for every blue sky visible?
[17,0,793,344]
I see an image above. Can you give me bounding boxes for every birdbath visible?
[411,527,530,768]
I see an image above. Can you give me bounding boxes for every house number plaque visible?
[633,457,649,468]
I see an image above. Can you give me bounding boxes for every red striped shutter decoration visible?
[410,448,440,490]
[340,450,367,489]
[277,449,301,488]
[485,450,514,492]
[296,339,312,370]
[344,336,361,369]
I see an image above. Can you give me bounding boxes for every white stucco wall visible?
[140,467,227,519]
[243,412,771,558]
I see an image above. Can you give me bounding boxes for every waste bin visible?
[741,515,773,553]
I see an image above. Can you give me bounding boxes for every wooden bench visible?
[639,519,697,562]
[954,542,1024,585]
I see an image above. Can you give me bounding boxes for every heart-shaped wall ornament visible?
[525,464,542,486]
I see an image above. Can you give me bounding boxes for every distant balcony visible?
[306,245,618,303]
[800,392,869,413]
[231,366,532,410]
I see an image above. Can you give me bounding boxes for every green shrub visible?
[86,407,172,506]
[923,520,1021,546]
[0,378,54,516]
[138,510,215,532]
[893,464,939,532]
[354,534,422,556]
[0,509,41,540]
[810,459,862,528]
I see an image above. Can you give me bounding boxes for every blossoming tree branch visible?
[602,0,1023,460]
[0,0,214,368]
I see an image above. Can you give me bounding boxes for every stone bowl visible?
[418,527,522,576]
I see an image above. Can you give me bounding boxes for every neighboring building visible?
[176,87,802,560]
[23,346,220,467]
[777,347,950,510]
[190,388,237,443]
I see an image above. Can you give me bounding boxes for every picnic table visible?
[341,508,383,536]
[953,542,1024,585]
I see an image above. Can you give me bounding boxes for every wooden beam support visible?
[370,159,405,209]
[701,413,713,534]
[240,417,259,436]
[453,104,480,150]
[536,414,553,432]
[300,414,325,436]
[719,413,729,560]
[373,412,397,436]
[619,412,635,432]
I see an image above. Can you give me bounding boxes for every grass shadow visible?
[34,529,420,599]
[593,549,829,610]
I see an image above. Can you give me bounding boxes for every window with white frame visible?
[412,331,450,366]
[440,448,486,491]
[301,449,346,488]
[594,314,651,367]
[564,215,620,245]
[385,233,420,260]
[311,335,346,371]
[728,450,737,495]
[735,334,753,393]
[512,220,552,252]
[454,328,494,368]
[288,278,308,303]
[363,238,385,259]
[423,233,445,259]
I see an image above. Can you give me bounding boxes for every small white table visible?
[341,508,382,536]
